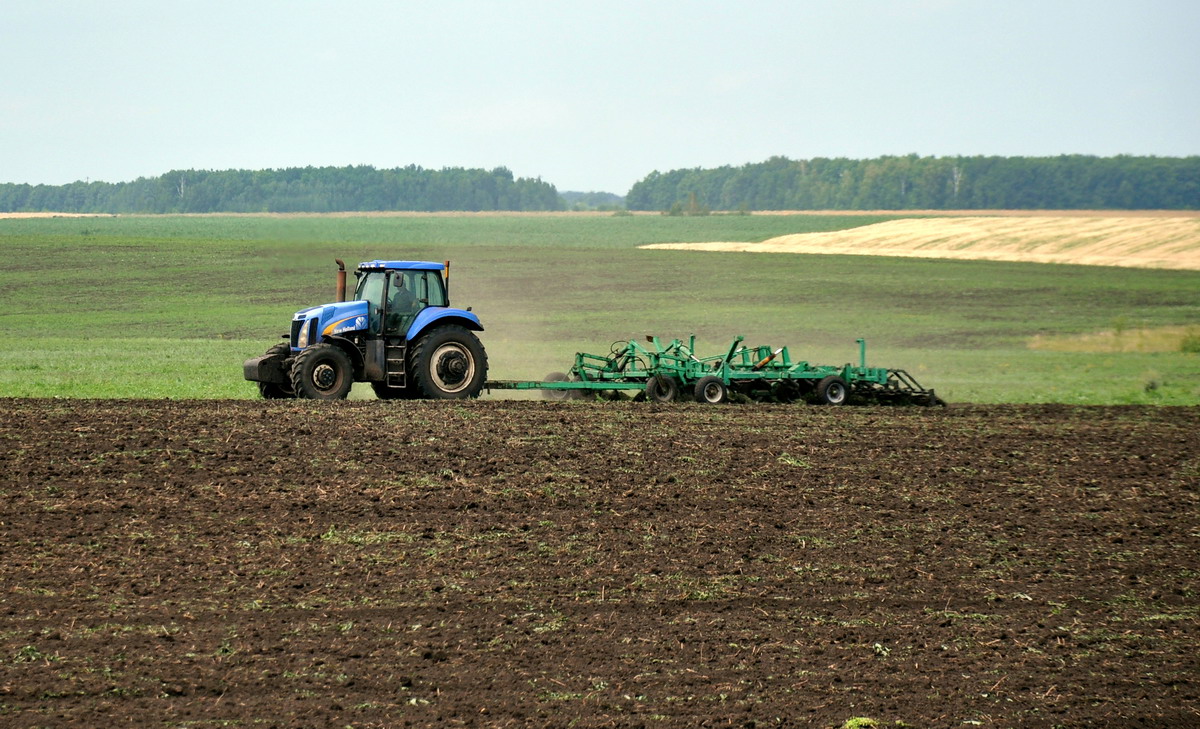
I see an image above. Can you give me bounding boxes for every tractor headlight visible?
[297,320,310,348]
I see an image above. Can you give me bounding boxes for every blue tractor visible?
[243,259,487,400]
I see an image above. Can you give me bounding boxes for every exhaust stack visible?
[335,259,347,302]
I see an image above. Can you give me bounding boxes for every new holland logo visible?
[333,316,367,336]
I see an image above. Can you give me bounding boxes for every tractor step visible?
[385,343,407,388]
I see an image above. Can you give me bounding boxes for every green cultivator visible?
[486,335,944,406]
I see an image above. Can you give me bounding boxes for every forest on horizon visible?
[627,155,1200,212]
[0,155,1196,214]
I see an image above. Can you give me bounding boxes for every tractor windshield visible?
[355,272,387,307]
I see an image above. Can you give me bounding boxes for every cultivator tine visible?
[886,369,947,407]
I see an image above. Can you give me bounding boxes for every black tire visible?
[770,380,803,404]
[257,342,295,399]
[290,344,354,400]
[371,381,410,400]
[693,375,728,404]
[645,375,680,403]
[410,325,488,399]
[816,375,849,406]
[258,381,295,399]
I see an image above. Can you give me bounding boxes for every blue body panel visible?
[406,307,483,340]
[291,301,480,349]
[292,300,370,349]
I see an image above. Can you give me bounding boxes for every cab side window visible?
[422,271,447,307]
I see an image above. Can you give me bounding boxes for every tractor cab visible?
[354,262,447,336]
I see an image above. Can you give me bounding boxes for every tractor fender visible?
[321,335,366,377]
[406,307,483,341]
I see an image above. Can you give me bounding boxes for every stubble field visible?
[643,215,1200,271]
[2,398,1197,728]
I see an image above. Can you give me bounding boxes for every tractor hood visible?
[291,300,369,348]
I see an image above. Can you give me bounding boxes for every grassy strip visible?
[2,213,1198,403]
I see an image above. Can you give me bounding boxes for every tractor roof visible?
[357,260,444,272]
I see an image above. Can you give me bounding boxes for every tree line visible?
[3,155,1197,213]
[0,165,564,213]
[625,155,1200,211]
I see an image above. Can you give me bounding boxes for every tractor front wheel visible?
[291,344,354,400]
[410,326,488,399]
[815,375,849,406]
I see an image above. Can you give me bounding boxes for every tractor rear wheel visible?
[693,375,729,404]
[291,344,354,400]
[410,326,488,399]
[815,375,849,406]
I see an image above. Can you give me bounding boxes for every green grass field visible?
[1,213,1197,404]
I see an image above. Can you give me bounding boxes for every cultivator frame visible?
[486,335,944,406]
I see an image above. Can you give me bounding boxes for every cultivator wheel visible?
[541,372,582,401]
[646,375,683,403]
[815,375,849,406]
[693,375,729,404]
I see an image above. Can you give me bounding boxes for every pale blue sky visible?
[2,0,1197,193]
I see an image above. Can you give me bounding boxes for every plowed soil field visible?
[2,400,1198,728]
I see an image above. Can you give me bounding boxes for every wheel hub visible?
[433,346,471,389]
[827,383,846,403]
[313,363,337,389]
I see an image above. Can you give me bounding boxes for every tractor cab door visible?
[382,270,447,337]
[354,271,388,335]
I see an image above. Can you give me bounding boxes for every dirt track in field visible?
[1,399,1197,728]
[644,216,1200,270]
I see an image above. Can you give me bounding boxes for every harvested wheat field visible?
[643,216,1200,270]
